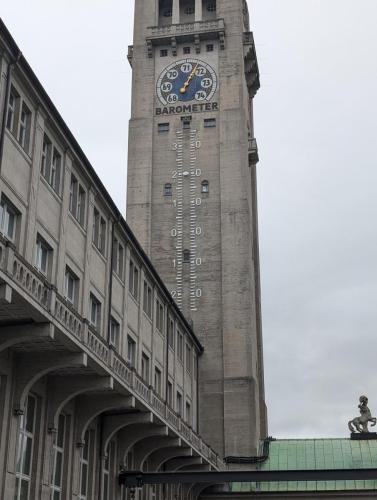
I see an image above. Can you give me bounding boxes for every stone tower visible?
[127,0,267,458]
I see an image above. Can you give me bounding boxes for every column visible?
[195,0,202,22]
[172,0,180,24]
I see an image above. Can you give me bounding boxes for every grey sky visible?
[2,0,377,439]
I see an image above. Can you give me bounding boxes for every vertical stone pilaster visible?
[195,0,202,22]
[172,0,180,24]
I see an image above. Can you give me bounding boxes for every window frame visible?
[35,234,51,276]
[143,280,153,319]
[89,293,101,331]
[92,207,107,255]
[127,336,136,367]
[128,259,139,300]
[0,196,19,242]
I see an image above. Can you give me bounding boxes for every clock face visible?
[156,58,218,106]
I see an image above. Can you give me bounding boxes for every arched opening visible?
[159,0,173,25]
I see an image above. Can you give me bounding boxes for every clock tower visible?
[127,0,267,458]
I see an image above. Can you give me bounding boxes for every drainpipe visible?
[223,437,275,465]
[0,51,22,176]
[165,307,170,405]
[196,352,200,434]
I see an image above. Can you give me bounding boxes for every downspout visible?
[0,51,22,175]
[223,437,275,465]
[196,352,200,433]
[98,415,105,500]
[165,307,170,406]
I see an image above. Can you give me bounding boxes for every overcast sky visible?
[2,1,377,440]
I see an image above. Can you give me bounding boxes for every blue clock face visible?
[156,58,217,106]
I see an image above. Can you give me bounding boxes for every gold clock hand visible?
[180,64,199,94]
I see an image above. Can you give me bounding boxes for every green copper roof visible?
[230,439,377,493]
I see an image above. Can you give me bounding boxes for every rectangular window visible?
[176,391,183,416]
[160,49,168,57]
[155,298,164,332]
[186,344,192,374]
[141,352,150,383]
[128,260,139,300]
[204,118,216,128]
[92,208,107,255]
[167,318,175,350]
[65,267,79,307]
[89,293,101,330]
[79,430,91,500]
[127,336,136,367]
[18,102,32,152]
[206,44,214,52]
[167,381,173,407]
[35,235,51,276]
[154,367,162,395]
[112,238,124,279]
[40,134,62,195]
[143,281,153,319]
[177,332,184,362]
[69,174,86,226]
[109,317,120,348]
[183,46,191,54]
[182,120,191,130]
[51,413,66,500]
[15,394,37,500]
[158,123,169,133]
[6,87,18,133]
[185,402,191,425]
[0,196,18,242]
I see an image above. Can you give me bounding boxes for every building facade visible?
[126,0,267,459]
[0,18,222,500]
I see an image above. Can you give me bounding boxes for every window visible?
[184,6,195,15]
[35,235,51,276]
[160,49,168,57]
[51,414,66,500]
[109,317,120,348]
[201,180,209,193]
[79,430,91,500]
[92,208,107,255]
[186,344,192,374]
[154,367,162,395]
[6,87,18,133]
[167,381,173,406]
[143,281,153,318]
[102,441,115,500]
[89,294,101,330]
[204,118,216,128]
[128,259,139,299]
[182,120,191,130]
[69,174,86,226]
[18,102,31,152]
[163,9,172,17]
[207,1,216,11]
[176,391,183,416]
[0,196,18,241]
[112,238,124,279]
[183,249,190,263]
[206,44,214,52]
[186,402,192,425]
[183,47,191,54]
[167,317,175,349]
[15,394,37,500]
[156,298,164,332]
[65,267,79,307]
[127,336,136,367]
[193,353,197,380]
[164,183,172,196]
[158,123,169,133]
[177,331,184,361]
[141,353,150,383]
[40,134,62,194]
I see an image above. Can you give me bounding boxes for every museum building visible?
[1,0,377,499]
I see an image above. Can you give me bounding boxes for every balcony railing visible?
[146,19,225,48]
[0,235,221,470]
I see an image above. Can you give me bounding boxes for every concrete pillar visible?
[172,0,180,24]
[195,0,202,22]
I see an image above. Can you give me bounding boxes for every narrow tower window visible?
[201,180,209,194]
[183,249,190,263]
[164,183,172,196]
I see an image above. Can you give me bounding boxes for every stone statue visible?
[348,395,377,433]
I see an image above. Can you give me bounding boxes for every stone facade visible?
[0,18,221,500]
[126,0,267,458]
